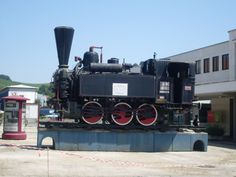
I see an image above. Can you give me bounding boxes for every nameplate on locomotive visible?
[112,83,128,96]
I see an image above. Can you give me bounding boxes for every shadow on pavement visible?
[209,140,236,150]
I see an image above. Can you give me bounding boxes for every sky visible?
[1,0,236,83]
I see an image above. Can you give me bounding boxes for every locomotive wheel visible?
[82,101,103,124]
[136,104,157,126]
[111,102,133,126]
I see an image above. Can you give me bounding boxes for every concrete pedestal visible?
[37,128,208,152]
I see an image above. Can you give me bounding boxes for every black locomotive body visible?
[51,26,195,128]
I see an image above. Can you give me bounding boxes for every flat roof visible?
[228,28,236,33]
[6,84,37,89]
[165,41,229,59]
[0,84,38,94]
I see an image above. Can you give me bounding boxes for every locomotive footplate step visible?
[37,127,208,152]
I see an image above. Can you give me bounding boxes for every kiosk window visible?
[5,111,18,123]
[6,103,17,108]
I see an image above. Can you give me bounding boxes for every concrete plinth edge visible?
[37,128,208,152]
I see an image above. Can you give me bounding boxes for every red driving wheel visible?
[82,101,103,124]
[111,102,133,125]
[136,104,157,126]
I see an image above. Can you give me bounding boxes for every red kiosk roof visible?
[3,95,30,101]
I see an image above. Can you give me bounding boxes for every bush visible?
[206,124,225,136]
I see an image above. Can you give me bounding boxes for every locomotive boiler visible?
[51,26,195,129]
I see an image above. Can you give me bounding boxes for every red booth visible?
[2,96,29,140]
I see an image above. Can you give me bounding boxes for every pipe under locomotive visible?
[50,26,196,129]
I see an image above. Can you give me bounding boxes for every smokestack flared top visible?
[54,26,74,68]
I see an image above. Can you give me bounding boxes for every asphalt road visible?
[0,125,236,177]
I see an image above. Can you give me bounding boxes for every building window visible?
[222,54,229,70]
[203,58,210,73]
[195,60,201,74]
[212,56,219,72]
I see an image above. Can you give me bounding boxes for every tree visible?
[38,84,53,97]
[0,74,11,81]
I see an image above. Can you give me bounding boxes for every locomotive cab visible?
[141,59,195,105]
[167,62,195,104]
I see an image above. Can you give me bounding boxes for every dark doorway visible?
[230,98,233,137]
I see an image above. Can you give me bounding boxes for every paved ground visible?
[0,125,236,177]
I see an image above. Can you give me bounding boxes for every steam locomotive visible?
[51,26,195,128]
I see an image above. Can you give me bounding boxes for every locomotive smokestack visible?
[54,26,74,68]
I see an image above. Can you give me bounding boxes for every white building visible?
[166,29,236,140]
[0,84,38,104]
[37,93,48,107]
[0,84,39,123]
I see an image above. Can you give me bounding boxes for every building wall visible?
[37,94,48,107]
[165,29,236,139]
[0,90,8,110]
[211,97,230,136]
[8,88,37,104]
[0,85,38,110]
[168,41,230,85]
[228,29,236,80]
[167,29,236,87]
[26,104,39,123]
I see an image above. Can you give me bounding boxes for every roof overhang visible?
[3,95,30,101]
[195,80,236,99]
